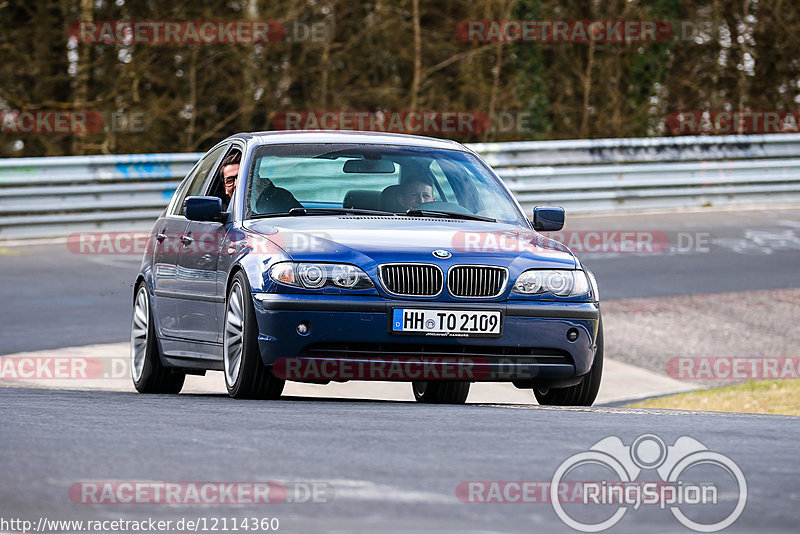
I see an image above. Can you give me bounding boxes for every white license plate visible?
[391,309,502,337]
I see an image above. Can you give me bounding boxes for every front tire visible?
[223,271,285,399]
[534,320,604,406]
[412,381,470,404]
[130,284,185,394]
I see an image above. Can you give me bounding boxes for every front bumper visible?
[252,293,600,382]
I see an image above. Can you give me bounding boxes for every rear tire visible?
[130,284,185,394]
[223,271,285,399]
[534,319,603,406]
[412,381,470,404]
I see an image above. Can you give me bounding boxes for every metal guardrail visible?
[1,134,799,239]
[472,133,800,213]
[0,153,201,239]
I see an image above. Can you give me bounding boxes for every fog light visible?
[297,322,311,335]
[566,328,579,342]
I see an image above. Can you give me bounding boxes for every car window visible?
[259,158,400,205]
[470,176,518,220]
[429,160,455,203]
[167,168,194,216]
[205,146,243,211]
[245,144,527,225]
[170,144,226,216]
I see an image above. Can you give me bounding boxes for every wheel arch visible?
[227,249,280,295]
[225,263,248,298]
[133,273,149,300]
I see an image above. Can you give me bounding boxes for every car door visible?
[152,144,226,339]
[174,143,237,343]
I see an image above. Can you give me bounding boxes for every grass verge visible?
[627,379,800,416]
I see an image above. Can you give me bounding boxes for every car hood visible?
[244,216,577,269]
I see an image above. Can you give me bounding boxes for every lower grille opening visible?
[300,343,572,365]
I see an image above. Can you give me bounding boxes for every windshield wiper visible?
[404,209,496,222]
[251,207,397,218]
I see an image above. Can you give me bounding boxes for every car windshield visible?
[245,143,527,226]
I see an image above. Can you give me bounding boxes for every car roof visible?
[225,130,470,151]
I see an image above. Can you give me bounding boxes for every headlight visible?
[298,264,327,288]
[269,262,374,290]
[514,270,543,294]
[512,269,591,297]
[270,263,296,286]
[331,264,361,288]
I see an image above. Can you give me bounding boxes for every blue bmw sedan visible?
[131,131,602,404]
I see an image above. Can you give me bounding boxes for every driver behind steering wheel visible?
[401,176,436,210]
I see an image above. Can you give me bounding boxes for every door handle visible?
[179,235,194,245]
[155,232,167,242]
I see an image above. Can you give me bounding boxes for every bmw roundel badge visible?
[432,249,452,259]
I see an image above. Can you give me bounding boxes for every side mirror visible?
[532,206,565,231]
[185,196,223,222]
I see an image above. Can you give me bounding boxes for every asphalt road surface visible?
[1,387,797,533]
[1,206,799,355]
[2,206,799,533]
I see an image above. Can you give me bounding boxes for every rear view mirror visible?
[185,196,223,222]
[342,159,395,173]
[532,206,565,231]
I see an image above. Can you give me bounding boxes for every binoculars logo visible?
[551,434,747,532]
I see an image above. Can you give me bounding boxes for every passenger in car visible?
[255,176,302,214]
